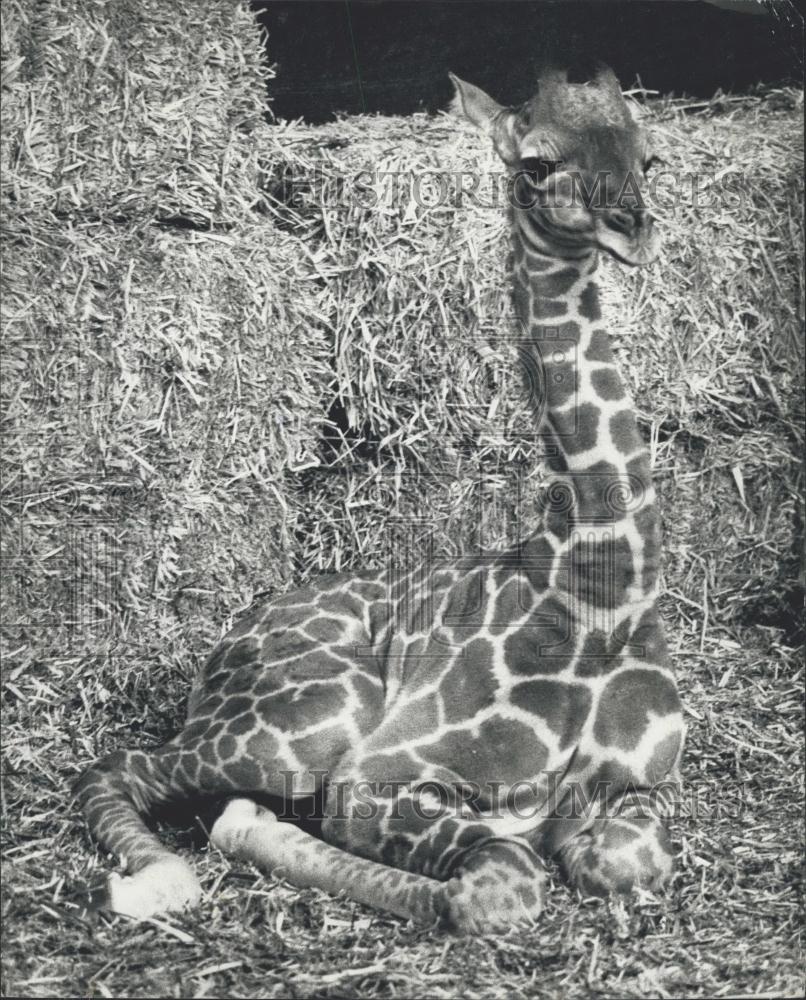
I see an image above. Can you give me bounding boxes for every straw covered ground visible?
[1,0,803,997]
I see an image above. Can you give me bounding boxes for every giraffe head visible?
[450,64,660,266]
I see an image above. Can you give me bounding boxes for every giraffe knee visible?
[210,797,278,853]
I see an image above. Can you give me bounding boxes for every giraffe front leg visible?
[211,790,545,934]
[556,787,676,897]
[322,782,546,933]
[436,832,547,933]
[210,797,447,926]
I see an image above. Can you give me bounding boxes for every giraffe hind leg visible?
[102,856,202,919]
[75,746,203,919]
[75,725,318,919]
[75,684,353,919]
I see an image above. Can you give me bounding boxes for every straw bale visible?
[255,115,549,579]
[1,0,272,222]
[2,206,330,649]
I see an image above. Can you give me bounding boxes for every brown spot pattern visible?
[594,669,681,751]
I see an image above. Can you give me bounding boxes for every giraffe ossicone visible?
[75,63,685,934]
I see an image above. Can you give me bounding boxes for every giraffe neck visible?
[511,221,661,603]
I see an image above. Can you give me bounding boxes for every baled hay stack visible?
[1,0,329,696]
[258,114,549,577]
[1,0,270,221]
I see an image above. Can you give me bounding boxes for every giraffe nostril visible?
[605,209,640,235]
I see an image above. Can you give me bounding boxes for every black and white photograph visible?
[1,1,803,997]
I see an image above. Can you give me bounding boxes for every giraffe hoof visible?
[446,881,545,935]
[210,797,278,853]
[106,857,202,919]
[442,838,546,934]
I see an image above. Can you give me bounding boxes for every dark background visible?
[250,0,804,122]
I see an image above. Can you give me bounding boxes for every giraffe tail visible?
[74,746,202,919]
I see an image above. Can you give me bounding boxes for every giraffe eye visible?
[520,157,562,184]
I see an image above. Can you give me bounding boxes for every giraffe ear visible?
[448,73,519,164]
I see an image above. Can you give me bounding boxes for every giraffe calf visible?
[74,61,685,933]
